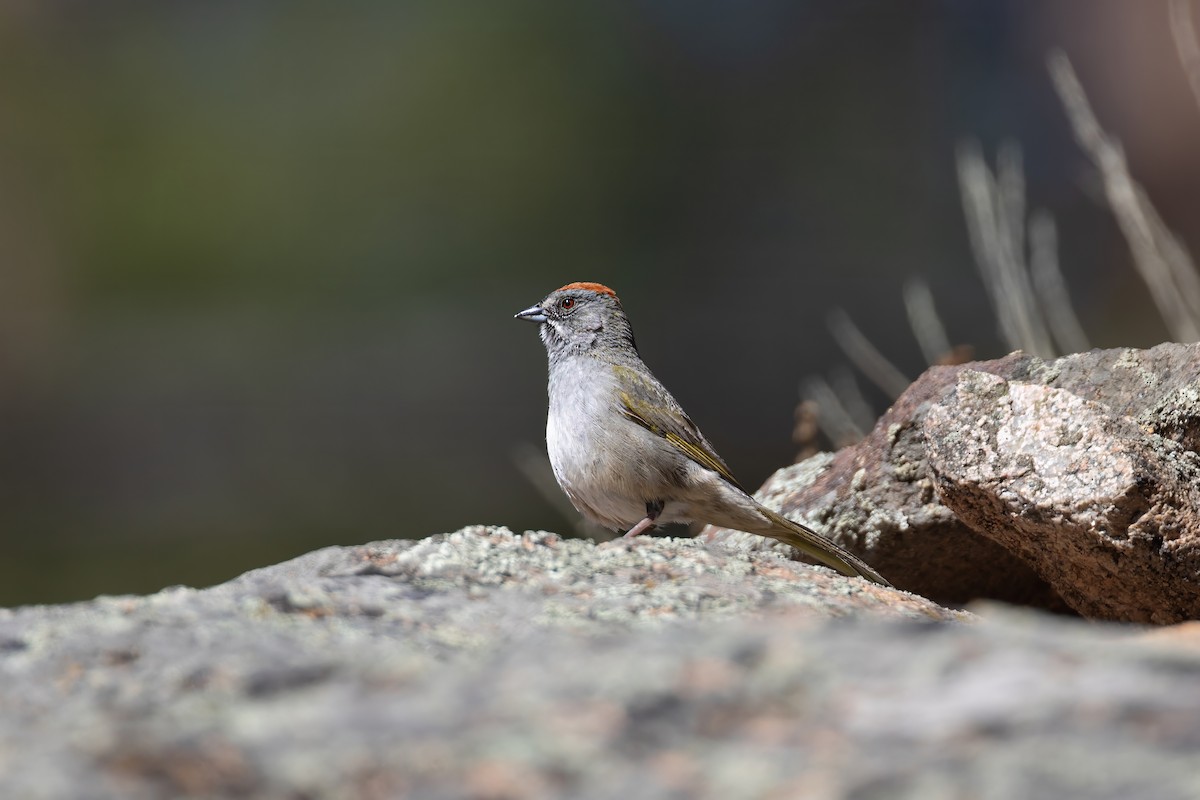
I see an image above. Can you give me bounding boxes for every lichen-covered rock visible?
[925,370,1200,623]
[705,342,1200,621]
[2,529,1200,799]
[705,352,1063,608]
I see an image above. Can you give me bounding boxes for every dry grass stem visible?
[902,277,953,365]
[1029,210,1091,354]
[801,375,866,448]
[1170,0,1200,111]
[829,366,878,433]
[1048,50,1200,342]
[827,307,912,399]
[957,142,1057,358]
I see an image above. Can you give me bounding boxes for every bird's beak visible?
[514,304,547,323]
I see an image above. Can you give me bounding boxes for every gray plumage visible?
[516,282,890,587]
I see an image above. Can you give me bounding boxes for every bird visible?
[515,281,891,586]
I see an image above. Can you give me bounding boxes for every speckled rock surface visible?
[3,528,1200,799]
[706,342,1200,621]
[925,369,1200,623]
[705,353,1062,608]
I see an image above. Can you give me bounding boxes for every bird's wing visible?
[611,363,747,493]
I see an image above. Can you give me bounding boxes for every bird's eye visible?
[559,297,575,310]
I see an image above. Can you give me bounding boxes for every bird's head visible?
[514,282,637,359]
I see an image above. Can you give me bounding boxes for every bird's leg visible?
[623,500,664,538]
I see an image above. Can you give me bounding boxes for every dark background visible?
[2,1,1198,605]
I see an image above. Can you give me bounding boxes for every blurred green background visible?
[2,1,1197,604]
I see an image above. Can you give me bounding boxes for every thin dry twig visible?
[1169,0,1200,111]
[956,142,1057,358]
[829,366,878,433]
[1048,50,1200,342]
[826,307,911,399]
[800,374,866,448]
[997,143,1027,267]
[902,277,953,365]
[1029,210,1091,354]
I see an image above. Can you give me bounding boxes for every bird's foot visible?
[623,516,656,538]
[623,500,664,538]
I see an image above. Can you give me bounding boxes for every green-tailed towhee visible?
[515,281,891,586]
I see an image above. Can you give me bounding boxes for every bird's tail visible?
[754,506,892,587]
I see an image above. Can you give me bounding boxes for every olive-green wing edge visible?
[615,385,747,494]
